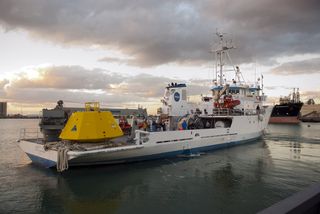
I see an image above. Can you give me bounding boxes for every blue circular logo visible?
[174,92,180,102]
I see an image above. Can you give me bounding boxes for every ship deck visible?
[20,135,135,151]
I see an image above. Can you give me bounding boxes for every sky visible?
[0,0,320,114]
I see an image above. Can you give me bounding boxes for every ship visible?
[269,88,303,124]
[17,33,273,171]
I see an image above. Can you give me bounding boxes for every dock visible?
[258,183,320,214]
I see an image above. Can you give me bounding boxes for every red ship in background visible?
[269,88,303,124]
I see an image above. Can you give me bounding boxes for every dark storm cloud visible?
[1,0,319,67]
[271,58,320,75]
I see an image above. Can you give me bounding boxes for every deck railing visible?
[211,108,266,116]
[135,130,150,145]
[19,128,41,141]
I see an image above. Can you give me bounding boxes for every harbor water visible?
[1,119,320,213]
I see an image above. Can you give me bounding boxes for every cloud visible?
[4,87,147,106]
[110,74,174,97]
[8,65,123,90]
[111,74,210,98]
[0,79,9,99]
[264,85,299,90]
[266,89,320,104]
[98,57,132,65]
[266,96,279,104]
[299,90,320,104]
[271,58,320,75]
[1,65,210,111]
[264,86,278,90]
[0,0,319,67]
[0,78,9,88]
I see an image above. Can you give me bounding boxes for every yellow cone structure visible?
[59,102,123,142]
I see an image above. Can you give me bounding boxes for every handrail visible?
[85,102,100,111]
[134,130,150,145]
[19,128,41,140]
[212,108,266,116]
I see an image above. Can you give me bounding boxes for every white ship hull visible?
[18,106,272,169]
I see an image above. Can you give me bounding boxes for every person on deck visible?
[256,105,261,114]
[182,120,188,130]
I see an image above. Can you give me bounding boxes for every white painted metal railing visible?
[134,130,150,145]
[19,128,41,140]
[212,108,266,116]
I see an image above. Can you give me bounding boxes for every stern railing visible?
[19,128,42,142]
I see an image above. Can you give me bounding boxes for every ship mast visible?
[212,32,236,86]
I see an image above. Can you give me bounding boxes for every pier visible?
[258,183,320,214]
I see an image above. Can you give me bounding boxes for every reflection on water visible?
[1,119,320,213]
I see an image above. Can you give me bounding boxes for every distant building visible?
[0,102,7,118]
